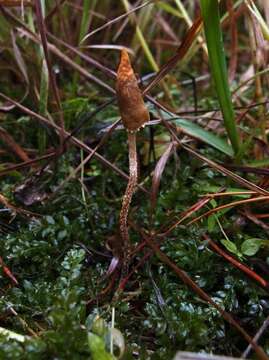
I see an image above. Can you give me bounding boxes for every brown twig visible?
[0,127,30,162]
[242,315,269,358]
[188,195,269,226]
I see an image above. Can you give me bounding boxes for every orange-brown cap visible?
[116,49,149,132]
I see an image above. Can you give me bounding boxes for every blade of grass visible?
[157,2,183,19]
[19,28,116,93]
[173,0,208,55]
[81,0,153,42]
[38,58,49,153]
[28,1,49,153]
[200,0,240,155]
[246,0,269,40]
[142,15,203,94]
[161,118,268,195]
[153,108,234,156]
[34,0,64,146]
[121,0,159,72]
[175,118,234,156]
[74,0,97,90]
[78,0,95,43]
[10,29,29,84]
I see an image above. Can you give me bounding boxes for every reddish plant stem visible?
[0,256,18,285]
[203,234,269,291]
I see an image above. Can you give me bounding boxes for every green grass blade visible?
[121,0,159,72]
[174,118,234,156]
[37,0,48,153]
[157,2,183,18]
[200,0,240,155]
[79,0,96,43]
[154,109,234,156]
[246,0,269,40]
[38,58,49,153]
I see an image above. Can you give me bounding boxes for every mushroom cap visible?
[116,49,149,132]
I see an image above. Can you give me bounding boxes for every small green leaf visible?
[174,118,234,156]
[207,215,216,233]
[241,238,265,256]
[88,333,114,360]
[153,108,233,156]
[45,216,55,225]
[220,239,239,256]
[58,229,67,240]
[210,199,217,208]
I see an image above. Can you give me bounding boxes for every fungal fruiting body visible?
[116,49,150,133]
[116,49,149,270]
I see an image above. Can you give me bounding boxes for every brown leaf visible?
[11,29,29,85]
[151,142,173,211]
[142,15,203,95]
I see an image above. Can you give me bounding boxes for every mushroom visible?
[116,49,150,271]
